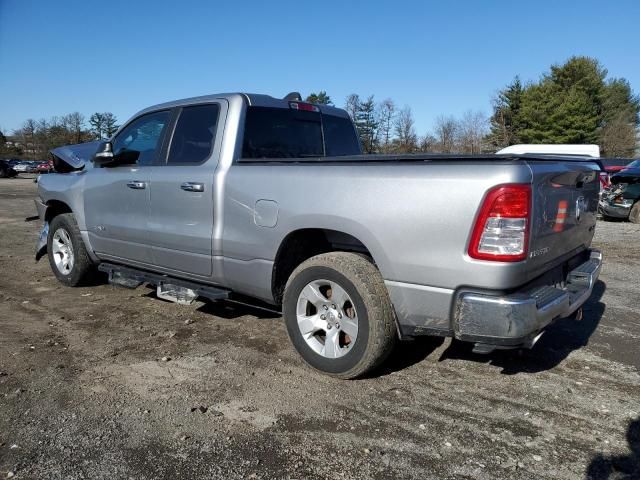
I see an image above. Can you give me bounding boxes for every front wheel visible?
[47,213,95,286]
[283,252,396,379]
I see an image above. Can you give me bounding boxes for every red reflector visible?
[289,101,320,112]
[468,184,531,262]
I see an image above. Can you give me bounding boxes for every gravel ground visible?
[1,177,639,479]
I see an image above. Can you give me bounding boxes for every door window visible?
[112,110,170,166]
[167,104,220,165]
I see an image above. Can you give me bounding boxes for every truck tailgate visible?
[526,159,600,273]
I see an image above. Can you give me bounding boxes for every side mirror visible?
[93,141,114,166]
[92,142,140,167]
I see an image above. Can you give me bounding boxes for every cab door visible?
[83,110,171,265]
[147,102,225,277]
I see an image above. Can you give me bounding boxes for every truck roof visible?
[134,92,351,119]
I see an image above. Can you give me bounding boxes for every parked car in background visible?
[598,158,635,189]
[0,159,18,178]
[601,158,635,173]
[599,159,640,223]
[616,158,640,174]
[36,160,53,174]
[12,161,32,173]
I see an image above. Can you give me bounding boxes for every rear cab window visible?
[322,115,361,156]
[241,106,360,160]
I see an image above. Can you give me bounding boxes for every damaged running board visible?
[98,262,229,304]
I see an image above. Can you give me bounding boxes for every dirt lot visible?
[1,177,638,479]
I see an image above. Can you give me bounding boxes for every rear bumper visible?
[454,249,602,350]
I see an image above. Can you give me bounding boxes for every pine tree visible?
[102,113,119,137]
[355,95,379,153]
[487,76,523,149]
[89,113,105,139]
[305,91,333,105]
[518,57,605,144]
[488,56,639,155]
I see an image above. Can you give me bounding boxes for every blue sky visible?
[1,0,639,135]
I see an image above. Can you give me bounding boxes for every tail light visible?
[469,184,531,262]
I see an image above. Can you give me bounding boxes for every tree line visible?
[487,57,639,157]
[2,56,638,160]
[305,91,488,154]
[307,56,639,157]
[1,112,119,160]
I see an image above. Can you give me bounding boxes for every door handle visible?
[126,180,146,189]
[180,182,205,192]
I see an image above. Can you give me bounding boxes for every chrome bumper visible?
[455,250,602,348]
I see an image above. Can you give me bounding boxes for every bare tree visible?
[457,110,488,154]
[16,119,38,159]
[599,113,637,157]
[377,98,396,152]
[419,133,438,152]
[433,115,458,153]
[63,112,85,144]
[344,94,360,122]
[34,118,50,152]
[393,106,417,153]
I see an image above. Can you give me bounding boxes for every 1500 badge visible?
[530,247,550,258]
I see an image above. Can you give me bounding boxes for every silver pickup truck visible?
[35,92,602,378]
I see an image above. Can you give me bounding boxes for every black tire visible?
[629,202,640,224]
[47,213,95,286]
[283,252,397,379]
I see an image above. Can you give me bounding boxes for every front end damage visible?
[49,140,100,173]
[34,141,100,261]
[599,173,640,221]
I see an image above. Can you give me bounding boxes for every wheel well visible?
[44,200,72,223]
[271,229,372,305]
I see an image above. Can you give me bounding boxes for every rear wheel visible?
[283,252,396,379]
[47,213,95,286]
[629,202,640,224]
